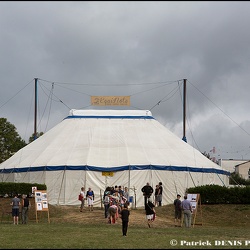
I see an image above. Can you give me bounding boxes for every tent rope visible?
[216,173,226,187]
[189,171,196,187]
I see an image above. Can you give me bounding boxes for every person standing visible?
[123,187,129,202]
[181,195,192,228]
[80,187,85,212]
[154,184,159,206]
[174,194,182,227]
[86,187,94,211]
[120,203,130,236]
[158,182,163,206]
[141,182,153,209]
[118,185,124,197]
[145,198,155,228]
[11,194,21,225]
[21,194,30,224]
[103,189,111,218]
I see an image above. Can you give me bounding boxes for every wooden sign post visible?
[34,190,50,223]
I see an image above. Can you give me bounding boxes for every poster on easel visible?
[32,186,37,194]
[186,193,202,227]
[34,190,50,223]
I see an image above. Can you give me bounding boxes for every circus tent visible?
[0,109,230,207]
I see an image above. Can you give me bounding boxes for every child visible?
[120,203,130,236]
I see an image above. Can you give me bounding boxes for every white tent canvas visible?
[0,109,230,207]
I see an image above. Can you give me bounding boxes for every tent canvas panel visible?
[0,168,229,207]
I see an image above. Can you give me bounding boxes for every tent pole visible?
[34,78,38,141]
[128,165,131,197]
[105,175,107,189]
[171,171,178,195]
[84,168,87,190]
[57,168,66,205]
[182,79,187,142]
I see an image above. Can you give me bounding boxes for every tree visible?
[202,151,219,165]
[28,132,44,143]
[229,172,250,186]
[202,151,211,159]
[0,118,27,163]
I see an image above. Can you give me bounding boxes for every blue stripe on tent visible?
[0,165,230,176]
[64,115,155,120]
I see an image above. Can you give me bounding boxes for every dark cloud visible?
[1,1,250,160]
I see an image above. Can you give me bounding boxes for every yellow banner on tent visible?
[91,96,130,106]
[102,172,114,177]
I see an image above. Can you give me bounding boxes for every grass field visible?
[0,198,249,249]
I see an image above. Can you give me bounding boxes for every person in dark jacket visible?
[120,204,130,236]
[145,198,155,228]
[141,182,153,209]
[174,194,182,227]
[21,194,30,224]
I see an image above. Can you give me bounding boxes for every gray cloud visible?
[1,1,250,160]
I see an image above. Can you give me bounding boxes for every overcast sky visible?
[1,1,250,161]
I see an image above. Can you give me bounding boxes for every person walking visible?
[145,198,155,228]
[120,203,130,236]
[141,182,153,209]
[174,194,182,227]
[181,195,192,228]
[86,187,94,211]
[11,194,21,225]
[79,187,85,212]
[21,194,30,224]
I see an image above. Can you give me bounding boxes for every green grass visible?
[0,223,249,249]
[0,201,250,249]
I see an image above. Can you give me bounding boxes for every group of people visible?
[103,186,129,220]
[103,185,131,236]
[79,185,131,236]
[141,182,193,228]
[79,187,95,212]
[174,194,193,228]
[11,193,30,225]
[141,181,163,208]
[11,182,192,233]
[78,181,192,234]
